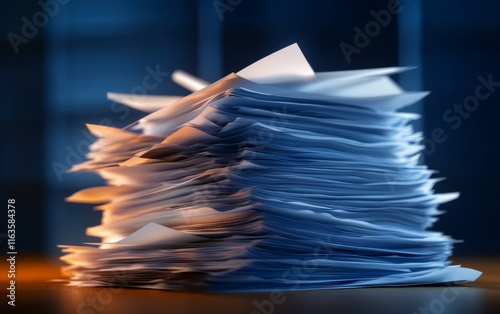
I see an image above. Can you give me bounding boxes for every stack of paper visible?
[60,44,480,291]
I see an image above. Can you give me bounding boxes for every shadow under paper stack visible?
[60,44,480,292]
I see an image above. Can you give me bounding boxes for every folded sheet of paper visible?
[60,43,480,292]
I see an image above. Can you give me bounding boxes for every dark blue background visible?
[1,0,498,259]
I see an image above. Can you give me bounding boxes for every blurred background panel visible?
[421,0,500,257]
[0,0,498,259]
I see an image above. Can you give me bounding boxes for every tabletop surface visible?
[1,257,499,314]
